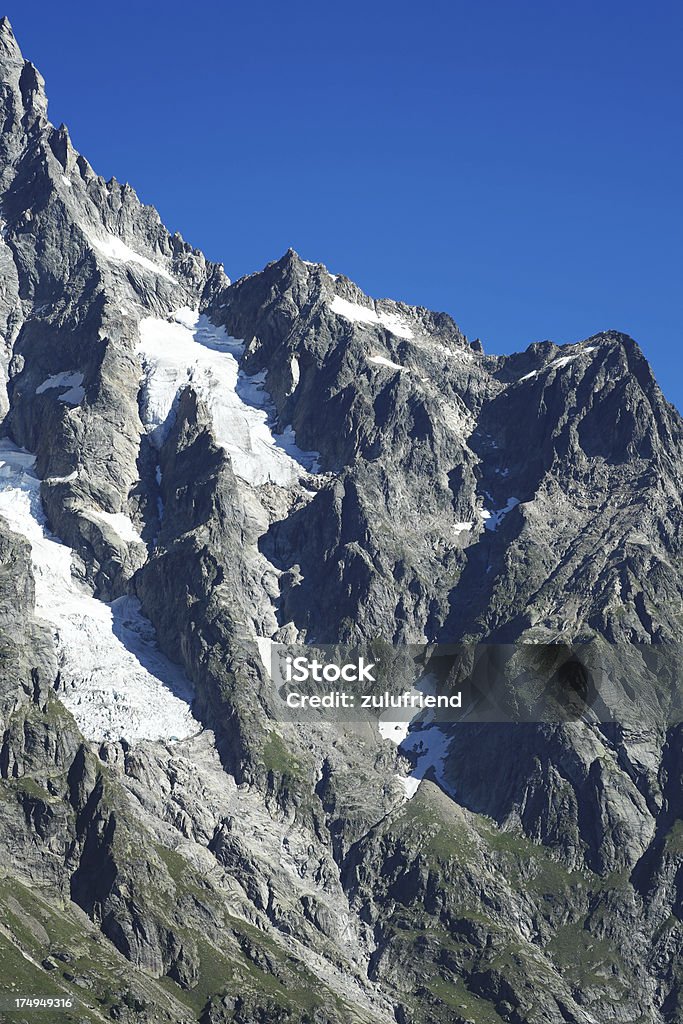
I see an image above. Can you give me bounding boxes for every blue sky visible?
[6,1,683,408]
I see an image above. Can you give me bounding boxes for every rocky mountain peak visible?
[0,14,21,62]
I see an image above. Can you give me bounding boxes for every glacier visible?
[0,440,197,742]
[137,308,320,487]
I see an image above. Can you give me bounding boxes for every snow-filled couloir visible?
[137,308,320,487]
[0,440,197,742]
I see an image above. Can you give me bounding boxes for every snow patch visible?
[330,295,414,339]
[137,310,320,486]
[45,470,79,484]
[378,683,425,746]
[368,354,405,372]
[483,496,520,531]
[519,345,597,383]
[254,637,274,678]
[0,441,196,742]
[551,345,596,370]
[398,723,455,799]
[36,371,84,406]
[61,175,72,188]
[453,521,474,533]
[287,355,300,395]
[84,229,176,283]
[378,674,456,800]
[86,509,143,545]
[59,385,84,405]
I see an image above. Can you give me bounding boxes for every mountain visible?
[1,16,683,1024]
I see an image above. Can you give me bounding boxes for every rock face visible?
[1,16,683,1024]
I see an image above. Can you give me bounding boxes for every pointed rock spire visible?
[19,61,48,121]
[275,247,306,274]
[49,123,75,170]
[0,16,22,64]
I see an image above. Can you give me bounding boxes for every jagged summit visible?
[0,16,41,95]
[0,13,19,51]
[0,19,678,649]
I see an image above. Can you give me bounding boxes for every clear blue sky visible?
[5,1,683,408]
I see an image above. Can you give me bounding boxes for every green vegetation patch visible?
[261,730,302,778]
